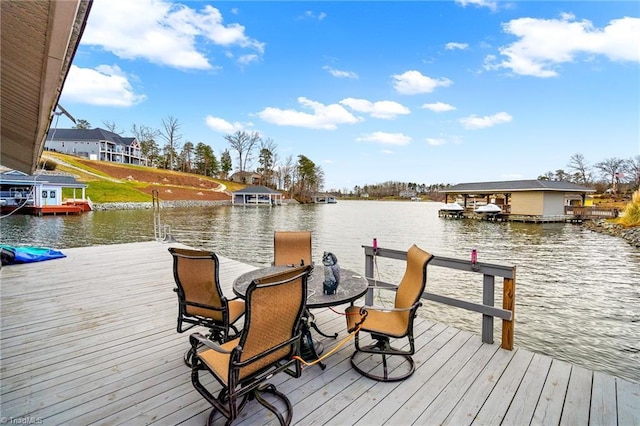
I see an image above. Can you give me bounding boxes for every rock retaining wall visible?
[93,200,231,210]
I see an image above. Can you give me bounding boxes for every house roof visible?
[47,128,138,146]
[0,172,86,188]
[442,179,595,194]
[233,186,282,195]
[0,0,93,174]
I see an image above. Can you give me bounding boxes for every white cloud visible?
[204,116,248,133]
[392,70,453,95]
[356,132,412,146]
[485,15,640,77]
[426,138,447,146]
[445,42,469,50]
[300,11,327,21]
[61,65,146,107]
[422,102,456,112]
[323,66,359,79]
[258,97,360,130]
[82,0,264,70]
[340,98,410,119]
[460,112,512,129]
[455,0,498,11]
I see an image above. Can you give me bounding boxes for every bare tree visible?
[595,157,626,192]
[567,153,592,184]
[102,120,121,134]
[224,130,261,173]
[625,155,640,190]
[131,124,160,167]
[257,137,278,187]
[160,116,182,170]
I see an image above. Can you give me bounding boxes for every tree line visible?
[537,153,640,194]
[78,120,638,198]
[77,117,324,202]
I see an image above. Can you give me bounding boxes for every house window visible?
[42,190,48,198]
[50,190,56,198]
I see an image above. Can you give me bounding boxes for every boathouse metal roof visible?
[0,172,87,189]
[441,179,595,194]
[0,0,93,175]
[232,185,282,195]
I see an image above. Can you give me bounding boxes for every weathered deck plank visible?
[1,241,638,425]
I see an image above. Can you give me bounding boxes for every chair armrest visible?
[189,332,232,354]
[362,301,422,314]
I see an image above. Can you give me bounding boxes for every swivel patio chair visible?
[190,265,312,425]
[168,247,245,366]
[273,230,312,267]
[345,244,433,382]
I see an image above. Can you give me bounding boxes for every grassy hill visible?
[42,152,246,203]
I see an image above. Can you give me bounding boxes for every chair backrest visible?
[273,231,312,266]
[236,265,311,379]
[394,244,433,310]
[169,247,226,321]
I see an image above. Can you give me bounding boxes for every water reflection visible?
[1,200,638,383]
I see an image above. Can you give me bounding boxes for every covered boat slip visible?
[1,242,638,425]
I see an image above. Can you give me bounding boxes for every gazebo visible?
[231,186,283,206]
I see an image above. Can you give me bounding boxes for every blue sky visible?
[56,0,639,191]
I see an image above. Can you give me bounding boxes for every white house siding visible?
[510,192,544,215]
[46,140,100,159]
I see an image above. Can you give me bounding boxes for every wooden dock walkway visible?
[1,241,638,425]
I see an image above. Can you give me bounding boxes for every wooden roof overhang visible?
[0,0,92,174]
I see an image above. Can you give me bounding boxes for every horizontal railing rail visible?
[565,205,619,218]
[362,245,516,350]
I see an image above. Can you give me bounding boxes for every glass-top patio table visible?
[233,265,369,369]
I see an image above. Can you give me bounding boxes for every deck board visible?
[1,240,638,425]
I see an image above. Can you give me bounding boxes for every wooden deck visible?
[1,241,638,425]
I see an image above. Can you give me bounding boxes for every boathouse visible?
[440,179,596,222]
[313,192,338,203]
[231,185,284,205]
[0,170,91,215]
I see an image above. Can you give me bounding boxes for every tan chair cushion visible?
[273,231,312,266]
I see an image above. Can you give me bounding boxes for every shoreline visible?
[582,219,640,248]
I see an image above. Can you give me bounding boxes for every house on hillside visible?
[45,128,147,166]
[440,179,596,221]
[229,171,261,185]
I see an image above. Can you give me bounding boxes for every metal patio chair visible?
[345,244,433,381]
[190,265,312,425]
[168,247,245,366]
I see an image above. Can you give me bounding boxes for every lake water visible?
[1,200,639,383]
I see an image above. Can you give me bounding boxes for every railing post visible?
[482,274,495,344]
[364,251,374,306]
[501,275,516,350]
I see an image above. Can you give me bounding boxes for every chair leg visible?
[350,337,416,382]
[253,383,293,426]
[184,346,196,368]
